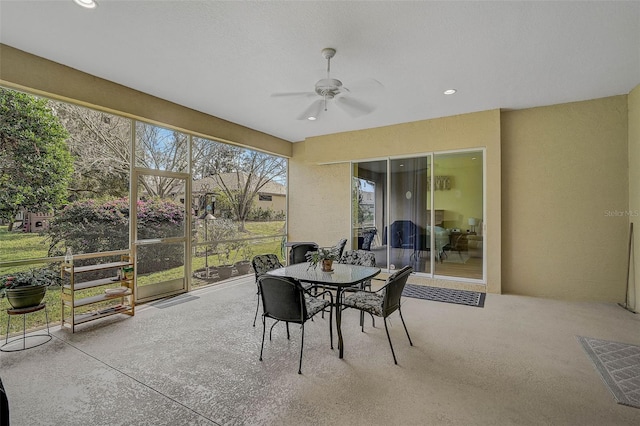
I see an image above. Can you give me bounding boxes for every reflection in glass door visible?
[352,161,387,269]
[388,156,431,273]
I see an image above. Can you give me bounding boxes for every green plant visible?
[306,247,340,269]
[0,267,62,298]
[233,240,254,262]
[217,246,232,266]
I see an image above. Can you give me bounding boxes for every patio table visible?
[266,262,381,359]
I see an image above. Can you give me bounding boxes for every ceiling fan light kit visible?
[272,47,381,121]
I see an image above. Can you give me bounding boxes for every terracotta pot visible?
[5,285,47,309]
[321,259,334,272]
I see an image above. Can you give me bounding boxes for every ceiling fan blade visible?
[296,99,324,120]
[271,91,316,98]
[335,96,376,118]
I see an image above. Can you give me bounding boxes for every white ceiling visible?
[1,1,638,143]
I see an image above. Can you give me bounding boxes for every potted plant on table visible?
[306,247,340,272]
[0,267,62,309]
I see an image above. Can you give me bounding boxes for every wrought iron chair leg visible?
[253,296,260,327]
[399,307,413,346]
[329,304,333,349]
[259,316,266,361]
[286,321,290,339]
[298,323,305,374]
[269,320,280,341]
[383,317,398,365]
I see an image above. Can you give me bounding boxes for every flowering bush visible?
[47,197,185,273]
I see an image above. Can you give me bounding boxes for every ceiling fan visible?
[271,48,383,121]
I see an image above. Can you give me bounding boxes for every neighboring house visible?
[187,172,286,218]
[13,210,53,233]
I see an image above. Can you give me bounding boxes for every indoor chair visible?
[258,275,333,374]
[341,265,414,364]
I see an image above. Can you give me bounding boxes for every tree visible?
[51,101,130,200]
[0,88,73,230]
[209,147,286,232]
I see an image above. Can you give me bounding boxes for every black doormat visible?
[402,284,485,308]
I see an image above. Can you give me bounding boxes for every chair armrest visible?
[303,287,334,305]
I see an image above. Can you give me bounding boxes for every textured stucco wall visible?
[628,84,640,310]
[289,110,501,293]
[501,96,629,301]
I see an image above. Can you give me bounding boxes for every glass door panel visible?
[433,151,484,279]
[352,160,387,269]
[388,156,430,273]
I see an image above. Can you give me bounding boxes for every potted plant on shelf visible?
[306,247,340,272]
[0,267,62,309]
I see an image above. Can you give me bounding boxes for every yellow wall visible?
[4,44,637,301]
[628,84,640,311]
[289,110,502,293]
[501,96,629,301]
[0,44,291,158]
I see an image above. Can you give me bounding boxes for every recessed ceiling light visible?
[444,89,457,95]
[307,116,317,121]
[74,0,98,9]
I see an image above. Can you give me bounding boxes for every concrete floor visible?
[2,275,640,425]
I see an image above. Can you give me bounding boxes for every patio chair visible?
[339,249,378,326]
[251,254,283,327]
[289,242,318,265]
[331,238,348,259]
[0,377,7,426]
[341,265,414,364]
[339,249,376,290]
[258,275,333,374]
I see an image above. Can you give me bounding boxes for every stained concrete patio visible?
[2,275,640,425]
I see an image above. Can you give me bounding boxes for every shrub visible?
[47,197,185,274]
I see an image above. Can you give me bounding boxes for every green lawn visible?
[0,226,50,266]
[0,221,285,337]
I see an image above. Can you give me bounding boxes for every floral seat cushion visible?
[305,295,331,317]
[252,254,282,278]
[341,291,384,316]
[339,250,376,290]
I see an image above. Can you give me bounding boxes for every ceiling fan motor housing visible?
[315,78,342,99]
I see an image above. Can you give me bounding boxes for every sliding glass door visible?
[352,160,387,269]
[352,149,484,282]
[388,156,431,273]
[433,151,484,279]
